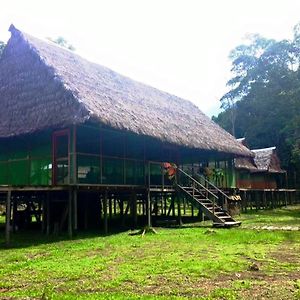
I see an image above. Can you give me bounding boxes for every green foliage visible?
[47,36,75,51]
[214,22,300,179]
[0,41,6,58]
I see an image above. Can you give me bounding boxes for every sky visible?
[1,0,300,117]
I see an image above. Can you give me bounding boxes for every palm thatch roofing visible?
[252,147,285,173]
[0,25,252,157]
[235,138,284,173]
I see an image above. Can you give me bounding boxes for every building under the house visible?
[0,25,254,244]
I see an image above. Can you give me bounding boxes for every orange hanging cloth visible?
[162,162,177,179]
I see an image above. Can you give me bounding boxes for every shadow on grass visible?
[0,227,131,250]
[0,215,212,250]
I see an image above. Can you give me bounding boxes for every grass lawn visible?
[0,206,300,299]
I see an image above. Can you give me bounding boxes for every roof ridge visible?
[251,146,276,152]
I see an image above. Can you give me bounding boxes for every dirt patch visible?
[270,244,300,264]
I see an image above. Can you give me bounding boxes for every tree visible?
[0,41,6,57]
[213,23,300,185]
[47,36,75,51]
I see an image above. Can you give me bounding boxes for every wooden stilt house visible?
[235,139,285,189]
[0,25,252,242]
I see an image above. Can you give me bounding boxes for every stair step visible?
[213,221,241,228]
[177,177,241,227]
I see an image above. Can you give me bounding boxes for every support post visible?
[119,197,125,226]
[113,198,117,216]
[5,190,12,247]
[12,197,17,233]
[177,194,182,226]
[41,195,46,233]
[146,190,151,227]
[68,188,73,238]
[109,196,113,220]
[191,202,194,217]
[171,195,175,217]
[46,192,50,235]
[131,191,138,228]
[73,188,78,232]
[84,194,88,230]
[103,190,108,234]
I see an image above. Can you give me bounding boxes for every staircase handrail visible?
[196,173,232,202]
[177,168,218,200]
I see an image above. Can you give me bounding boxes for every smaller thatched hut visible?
[235,139,285,189]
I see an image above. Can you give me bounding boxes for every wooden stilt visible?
[191,202,194,217]
[83,194,88,230]
[284,191,288,207]
[68,188,73,238]
[119,197,125,226]
[177,195,182,226]
[154,196,158,218]
[142,197,145,216]
[146,190,151,227]
[263,191,266,209]
[113,198,117,216]
[198,207,204,222]
[46,192,50,235]
[12,197,17,233]
[41,195,46,233]
[164,196,167,215]
[109,196,113,220]
[171,195,175,217]
[132,191,137,228]
[103,191,108,234]
[5,190,12,247]
[73,188,78,232]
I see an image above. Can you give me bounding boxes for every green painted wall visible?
[0,131,52,186]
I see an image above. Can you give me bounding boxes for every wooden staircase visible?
[177,168,241,227]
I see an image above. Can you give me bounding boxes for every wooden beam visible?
[5,190,11,247]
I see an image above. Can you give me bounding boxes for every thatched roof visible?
[235,157,257,171]
[235,138,284,173]
[252,147,285,173]
[0,25,252,157]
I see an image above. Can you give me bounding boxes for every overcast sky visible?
[1,0,300,116]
